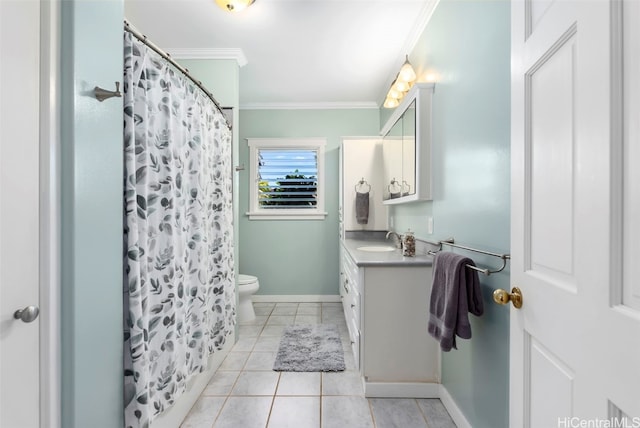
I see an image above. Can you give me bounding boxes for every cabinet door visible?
[362,266,439,382]
[402,100,416,197]
[339,245,345,300]
[349,317,360,371]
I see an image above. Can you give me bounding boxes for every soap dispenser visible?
[402,229,416,257]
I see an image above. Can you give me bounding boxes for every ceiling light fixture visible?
[215,0,255,13]
[384,55,417,108]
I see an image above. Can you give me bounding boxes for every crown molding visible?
[240,101,380,110]
[166,48,248,67]
[403,0,440,56]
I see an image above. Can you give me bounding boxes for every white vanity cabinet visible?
[340,243,440,397]
[340,246,362,370]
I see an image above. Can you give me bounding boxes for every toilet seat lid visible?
[238,274,257,285]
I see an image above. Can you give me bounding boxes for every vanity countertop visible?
[342,238,433,267]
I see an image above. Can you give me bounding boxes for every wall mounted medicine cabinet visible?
[381,82,434,204]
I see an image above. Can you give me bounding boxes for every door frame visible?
[39,1,61,427]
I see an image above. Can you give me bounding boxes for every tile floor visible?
[181,302,457,428]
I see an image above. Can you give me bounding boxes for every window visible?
[247,138,327,220]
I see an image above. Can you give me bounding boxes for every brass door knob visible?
[493,287,523,309]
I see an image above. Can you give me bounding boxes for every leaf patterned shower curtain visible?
[122,32,235,428]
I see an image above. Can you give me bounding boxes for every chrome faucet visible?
[386,231,402,249]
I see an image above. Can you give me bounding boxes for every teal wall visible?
[238,109,379,295]
[178,60,239,108]
[60,1,124,427]
[388,1,511,427]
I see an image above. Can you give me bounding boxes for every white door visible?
[511,0,640,426]
[0,1,41,427]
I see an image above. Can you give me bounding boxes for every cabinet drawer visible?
[346,286,361,331]
[342,252,360,291]
[341,269,353,298]
[340,272,349,313]
[342,262,359,295]
[344,269,360,297]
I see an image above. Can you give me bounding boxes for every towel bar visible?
[426,238,510,276]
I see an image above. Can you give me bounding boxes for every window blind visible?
[257,149,318,209]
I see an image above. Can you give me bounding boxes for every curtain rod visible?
[124,20,232,130]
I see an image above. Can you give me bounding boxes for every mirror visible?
[381,83,433,204]
[382,115,403,200]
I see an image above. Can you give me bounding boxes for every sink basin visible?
[357,245,396,252]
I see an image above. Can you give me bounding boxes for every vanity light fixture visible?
[215,0,255,12]
[399,56,417,82]
[384,55,417,108]
[383,97,400,109]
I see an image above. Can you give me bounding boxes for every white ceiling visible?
[124,0,436,109]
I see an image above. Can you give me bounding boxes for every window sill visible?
[246,211,328,221]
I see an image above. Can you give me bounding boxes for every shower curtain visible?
[122,32,235,427]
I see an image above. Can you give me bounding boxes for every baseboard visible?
[358,380,472,427]
[364,382,440,398]
[361,380,472,428]
[252,294,341,303]
[439,384,472,428]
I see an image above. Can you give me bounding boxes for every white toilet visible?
[237,274,260,323]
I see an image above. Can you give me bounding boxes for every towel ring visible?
[355,178,371,193]
[388,179,401,198]
[402,180,411,196]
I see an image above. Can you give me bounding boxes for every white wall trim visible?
[166,48,248,67]
[252,295,341,303]
[246,137,327,220]
[439,384,473,428]
[402,0,440,61]
[358,378,475,427]
[246,211,329,220]
[609,0,624,307]
[240,101,379,110]
[40,1,61,427]
[364,382,440,398]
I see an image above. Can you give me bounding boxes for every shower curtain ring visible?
[95,82,122,102]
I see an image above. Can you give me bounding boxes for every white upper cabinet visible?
[381,83,434,204]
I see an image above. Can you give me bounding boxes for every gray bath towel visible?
[428,252,484,351]
[355,192,369,224]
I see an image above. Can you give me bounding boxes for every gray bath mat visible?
[273,324,346,372]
